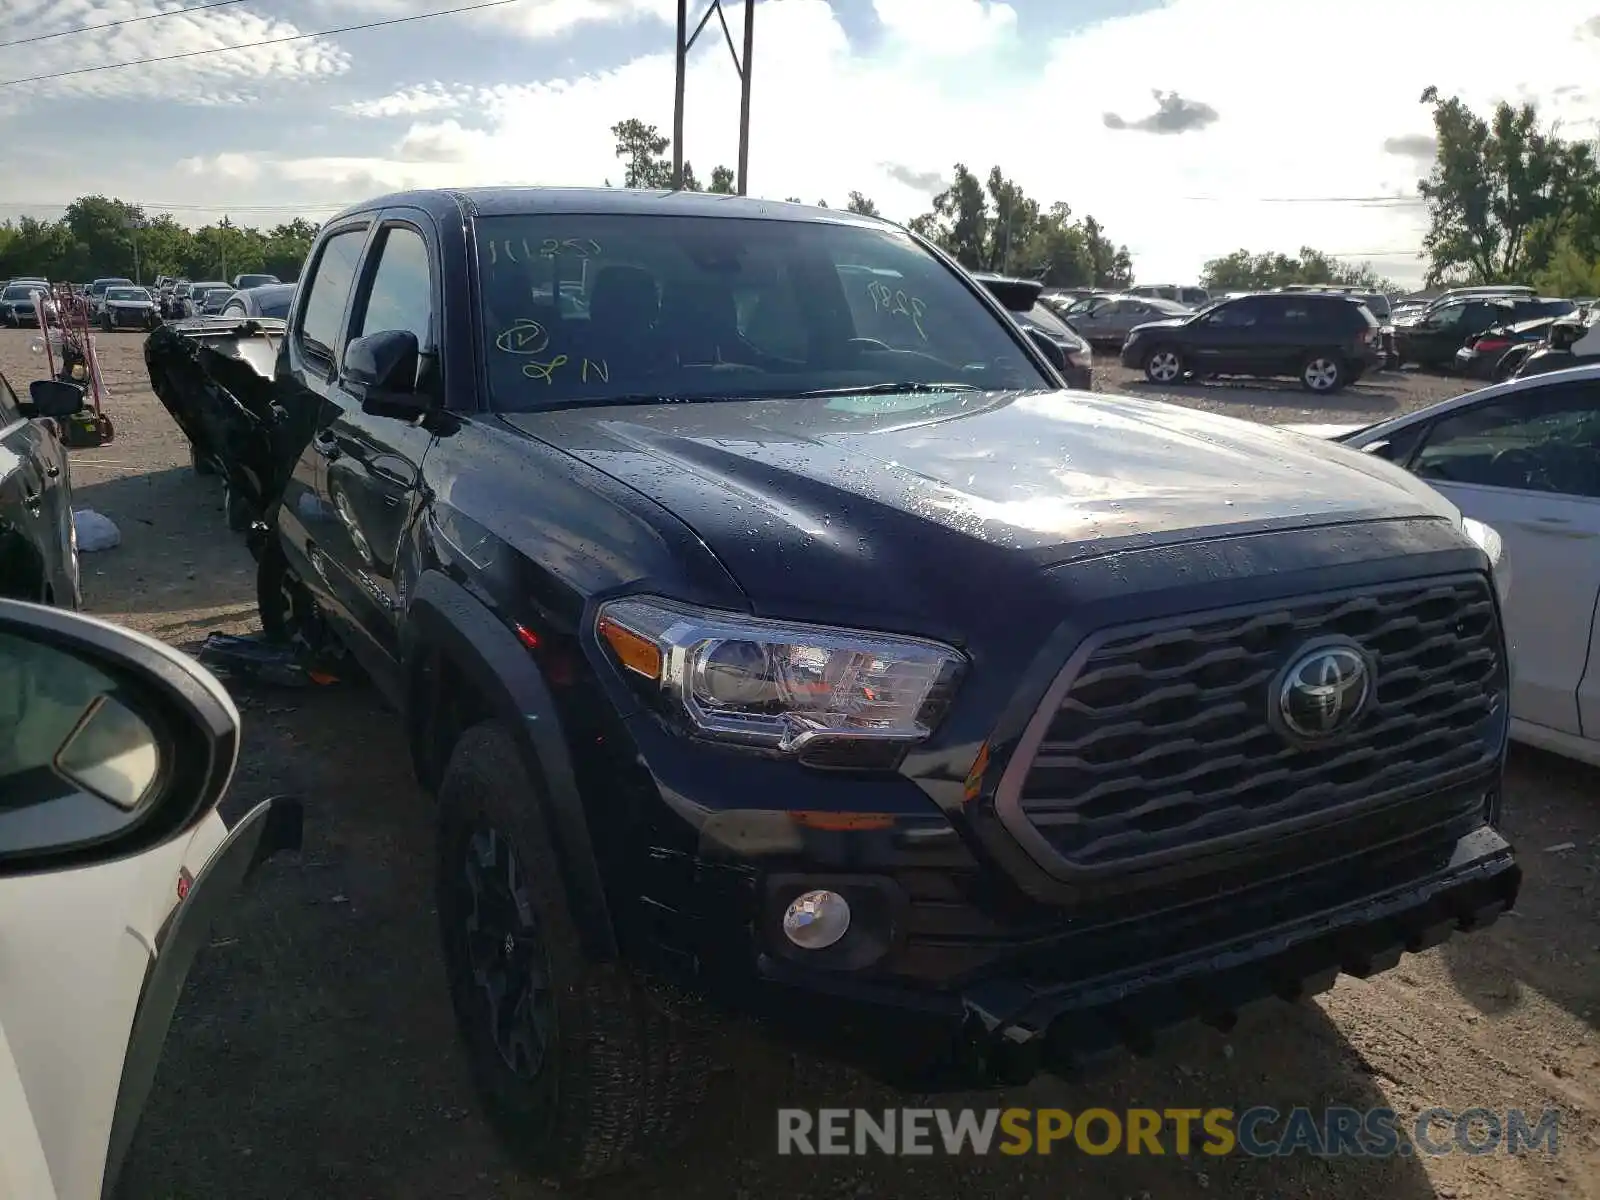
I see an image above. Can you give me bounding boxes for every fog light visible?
[781,889,851,950]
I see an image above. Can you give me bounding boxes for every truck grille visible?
[998,575,1503,876]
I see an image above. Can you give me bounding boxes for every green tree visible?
[708,165,736,194]
[1199,246,1393,292]
[845,191,880,216]
[1415,86,1600,285]
[1534,236,1600,297]
[610,118,674,189]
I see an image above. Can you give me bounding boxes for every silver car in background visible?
[1053,293,1193,348]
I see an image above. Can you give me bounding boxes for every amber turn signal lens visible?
[597,615,663,679]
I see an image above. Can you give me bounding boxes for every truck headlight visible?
[595,597,965,764]
[1462,517,1511,607]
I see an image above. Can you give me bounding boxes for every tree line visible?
[0,196,317,285]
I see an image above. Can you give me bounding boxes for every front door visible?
[1187,296,1265,372]
[1407,378,1600,736]
[310,218,440,692]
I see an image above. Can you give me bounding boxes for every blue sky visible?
[2,0,1599,285]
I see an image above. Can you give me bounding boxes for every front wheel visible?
[436,723,710,1181]
[1143,345,1184,384]
[1301,353,1346,394]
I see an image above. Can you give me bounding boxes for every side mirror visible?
[0,600,241,873]
[24,378,84,418]
[342,329,425,417]
[1024,326,1069,371]
[1362,439,1397,461]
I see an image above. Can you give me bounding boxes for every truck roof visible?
[327,187,895,228]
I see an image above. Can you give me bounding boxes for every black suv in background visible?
[1122,291,1381,393]
[242,189,1514,1182]
[0,373,82,607]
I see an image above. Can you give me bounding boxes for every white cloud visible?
[0,0,348,103]
[13,0,1600,285]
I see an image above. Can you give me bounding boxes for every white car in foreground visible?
[0,600,300,1199]
[1285,363,1600,765]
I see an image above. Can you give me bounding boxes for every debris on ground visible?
[197,632,342,689]
[72,507,120,552]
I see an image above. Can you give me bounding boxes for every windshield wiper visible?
[797,382,981,398]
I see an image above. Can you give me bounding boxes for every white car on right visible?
[1286,363,1600,766]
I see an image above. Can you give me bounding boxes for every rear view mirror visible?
[1362,440,1397,461]
[25,379,84,418]
[0,601,240,873]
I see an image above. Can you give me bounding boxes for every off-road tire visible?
[436,722,709,1181]
[1300,352,1347,394]
[1143,345,1184,384]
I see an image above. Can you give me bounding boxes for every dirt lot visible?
[7,329,1597,1200]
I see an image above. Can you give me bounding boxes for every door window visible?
[297,228,368,362]
[355,226,434,347]
[1204,299,1261,328]
[1411,382,1600,498]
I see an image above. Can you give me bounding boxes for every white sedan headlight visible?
[1462,517,1511,608]
[595,597,965,763]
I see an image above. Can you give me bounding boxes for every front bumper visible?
[753,824,1518,1084]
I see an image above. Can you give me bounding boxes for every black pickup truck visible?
[240,188,1516,1180]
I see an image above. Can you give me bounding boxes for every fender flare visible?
[402,570,618,960]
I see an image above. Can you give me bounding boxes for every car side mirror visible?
[23,378,84,418]
[1362,440,1397,461]
[1024,326,1069,371]
[0,601,245,874]
[342,329,427,418]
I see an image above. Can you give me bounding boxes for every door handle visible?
[311,430,341,460]
[43,463,59,479]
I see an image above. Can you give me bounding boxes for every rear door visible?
[1404,378,1600,736]
[0,378,57,604]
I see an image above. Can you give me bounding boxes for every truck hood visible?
[1126,317,1190,335]
[505,389,1457,623]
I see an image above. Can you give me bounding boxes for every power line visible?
[0,0,251,51]
[0,0,527,88]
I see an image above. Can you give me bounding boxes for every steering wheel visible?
[1489,446,1550,490]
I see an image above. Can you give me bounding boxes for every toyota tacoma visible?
[243,188,1517,1180]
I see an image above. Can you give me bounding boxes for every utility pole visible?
[672,0,756,194]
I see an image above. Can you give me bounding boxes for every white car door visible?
[0,602,299,1200]
[1406,378,1600,736]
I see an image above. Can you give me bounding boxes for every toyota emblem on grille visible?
[1271,640,1374,743]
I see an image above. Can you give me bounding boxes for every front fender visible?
[402,569,617,961]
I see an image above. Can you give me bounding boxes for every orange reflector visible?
[791,811,896,831]
[513,623,540,651]
[597,615,663,679]
[963,742,990,804]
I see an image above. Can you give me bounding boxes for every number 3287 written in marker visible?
[866,281,928,339]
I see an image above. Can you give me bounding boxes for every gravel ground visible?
[7,329,1596,1200]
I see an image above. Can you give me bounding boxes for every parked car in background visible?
[1057,293,1192,348]
[1514,308,1600,378]
[99,286,161,332]
[1122,290,1381,392]
[971,272,1093,388]
[1,282,50,327]
[0,597,301,1200]
[161,281,192,320]
[1127,282,1210,306]
[184,282,232,317]
[1394,296,1576,370]
[0,375,81,609]
[217,283,296,320]
[231,272,281,290]
[1455,315,1564,381]
[85,278,134,317]
[1284,363,1600,766]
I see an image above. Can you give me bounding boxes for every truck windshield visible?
[474,214,1049,411]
